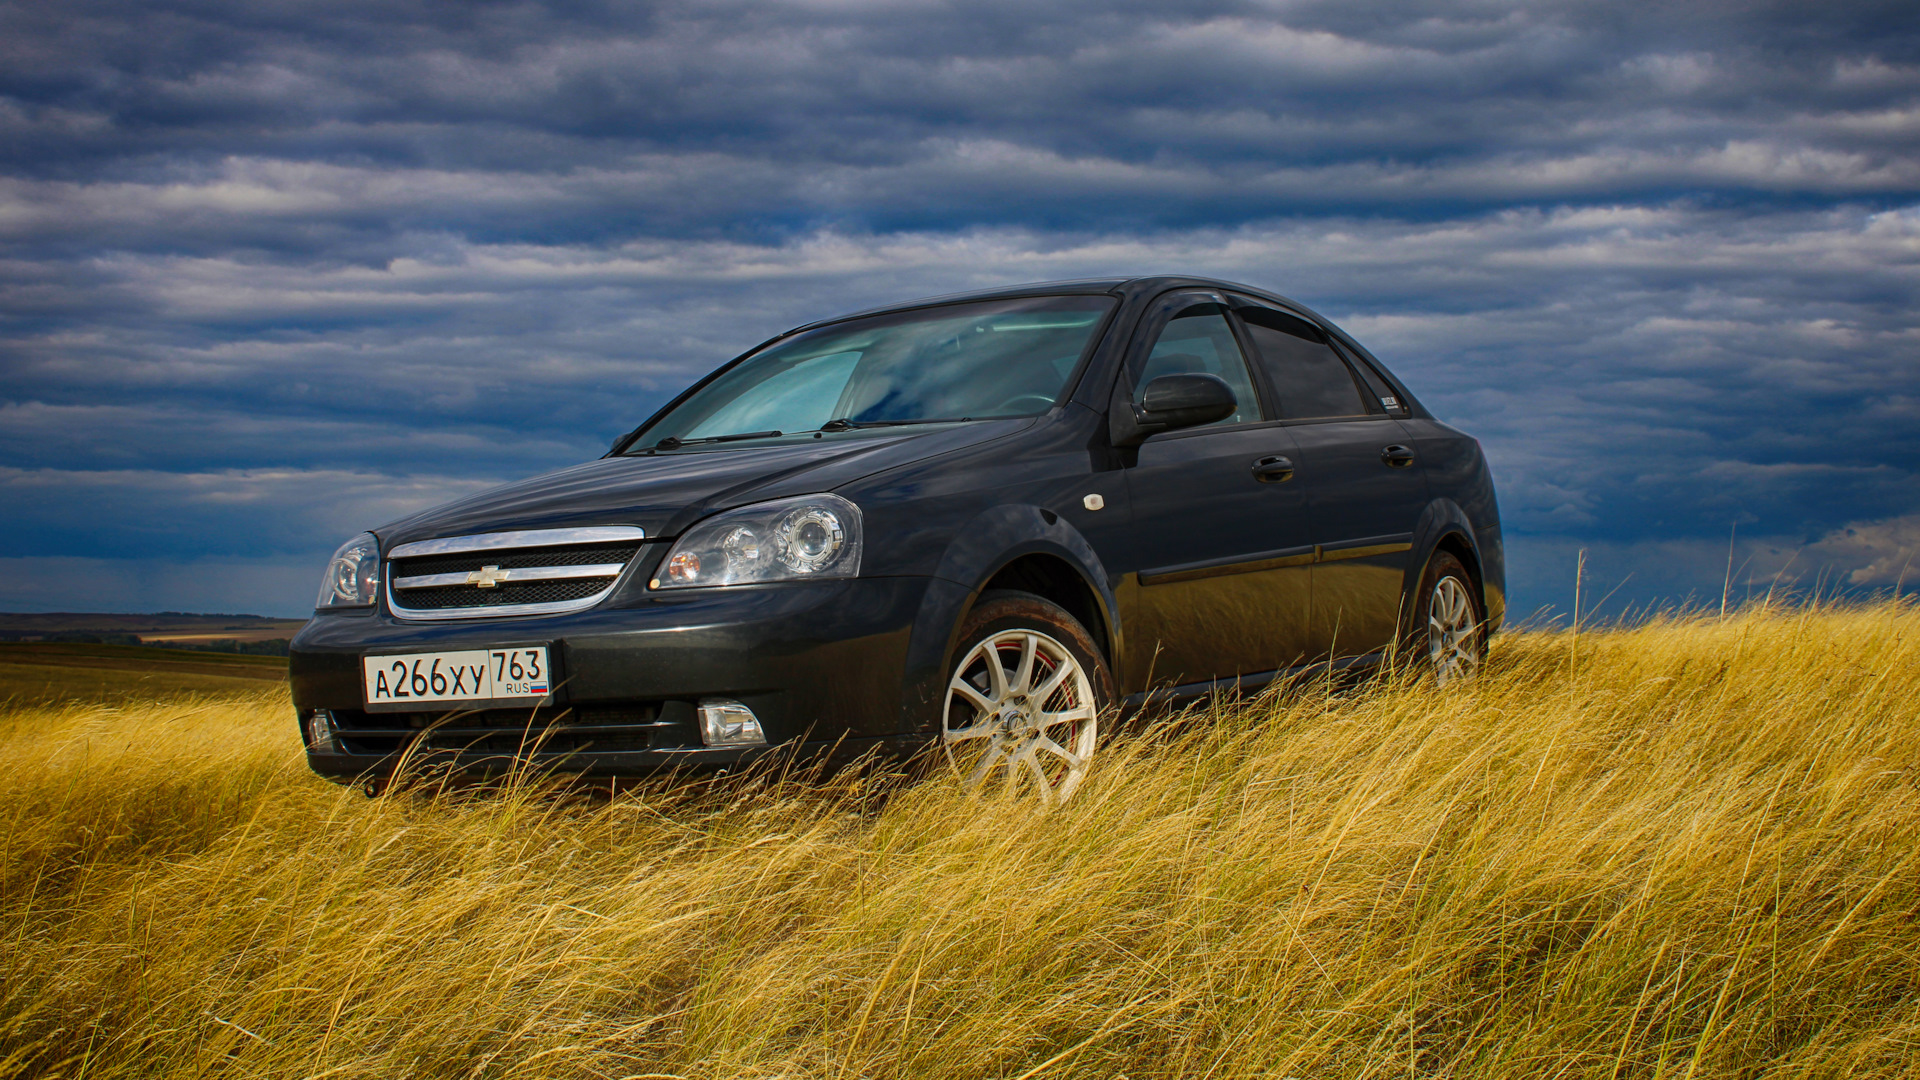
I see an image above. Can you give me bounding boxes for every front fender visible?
[895,504,1120,734]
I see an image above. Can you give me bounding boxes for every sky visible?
[2,0,1917,620]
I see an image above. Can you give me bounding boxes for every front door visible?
[1235,301,1430,660]
[1119,293,1315,690]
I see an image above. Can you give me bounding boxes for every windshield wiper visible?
[653,429,783,451]
[644,418,969,451]
[817,417,970,433]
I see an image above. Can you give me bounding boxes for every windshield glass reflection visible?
[634,295,1116,451]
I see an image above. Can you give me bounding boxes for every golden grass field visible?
[2,602,1916,1078]
[0,643,286,706]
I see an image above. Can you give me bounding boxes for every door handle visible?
[1251,455,1295,482]
[1381,445,1416,468]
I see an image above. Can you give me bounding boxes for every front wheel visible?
[1412,551,1485,685]
[941,591,1114,805]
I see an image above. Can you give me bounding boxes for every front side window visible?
[635,295,1115,450]
[1132,307,1265,427]
[1240,308,1369,420]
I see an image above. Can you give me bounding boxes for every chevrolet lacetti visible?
[291,276,1503,802]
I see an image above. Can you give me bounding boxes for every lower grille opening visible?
[328,702,697,756]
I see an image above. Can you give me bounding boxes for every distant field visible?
[1,602,1916,1078]
[0,641,286,704]
[0,610,308,646]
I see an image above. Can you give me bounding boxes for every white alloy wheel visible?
[943,628,1099,804]
[1426,573,1482,685]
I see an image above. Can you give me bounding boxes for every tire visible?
[941,590,1115,805]
[1409,551,1485,685]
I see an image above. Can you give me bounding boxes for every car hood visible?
[376,418,1033,548]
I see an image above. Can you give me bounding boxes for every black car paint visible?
[291,275,1504,782]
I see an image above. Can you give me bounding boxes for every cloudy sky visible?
[2,0,1917,619]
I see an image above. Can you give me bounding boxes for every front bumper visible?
[291,575,936,783]
[300,734,933,787]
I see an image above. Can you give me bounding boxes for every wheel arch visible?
[896,504,1120,736]
[1401,499,1488,639]
[973,553,1113,666]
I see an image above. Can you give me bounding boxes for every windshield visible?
[633,295,1116,450]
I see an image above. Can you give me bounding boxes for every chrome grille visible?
[386,526,645,620]
[396,544,635,577]
[393,576,617,610]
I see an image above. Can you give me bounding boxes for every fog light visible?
[698,699,766,747]
[304,709,338,753]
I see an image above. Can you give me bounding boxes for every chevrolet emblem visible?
[467,565,511,588]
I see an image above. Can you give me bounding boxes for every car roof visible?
[787,275,1316,334]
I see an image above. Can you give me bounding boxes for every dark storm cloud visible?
[1,0,1917,614]
[6,0,1919,231]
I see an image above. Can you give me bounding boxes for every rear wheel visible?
[941,591,1113,805]
[1412,551,1484,685]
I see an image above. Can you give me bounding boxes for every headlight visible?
[653,494,862,589]
[316,532,382,609]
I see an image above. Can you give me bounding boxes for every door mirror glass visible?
[1131,373,1238,439]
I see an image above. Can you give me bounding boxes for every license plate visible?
[362,647,551,707]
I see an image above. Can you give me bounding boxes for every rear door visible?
[1233,300,1429,660]
[1118,292,1315,690]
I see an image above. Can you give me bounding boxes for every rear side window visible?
[1133,308,1265,426]
[1240,308,1369,420]
[1334,341,1407,415]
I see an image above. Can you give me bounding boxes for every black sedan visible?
[292,275,1503,802]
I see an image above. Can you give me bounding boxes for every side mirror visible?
[1113,373,1237,447]
[605,427,643,457]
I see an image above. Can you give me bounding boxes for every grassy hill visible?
[0,601,1914,1078]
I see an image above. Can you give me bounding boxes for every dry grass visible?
[0,643,286,707]
[2,601,1916,1078]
